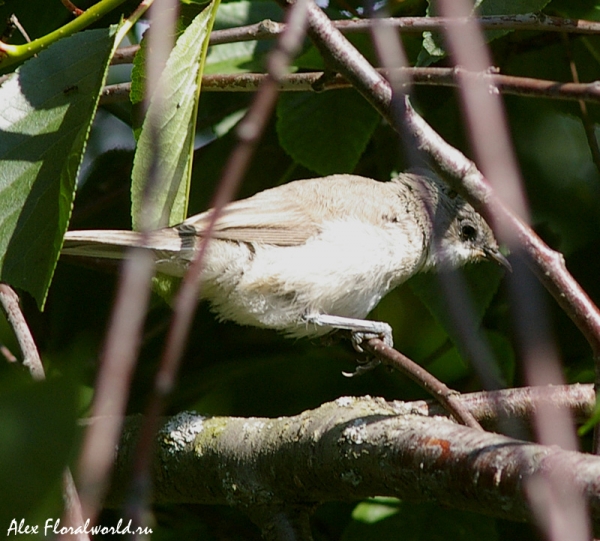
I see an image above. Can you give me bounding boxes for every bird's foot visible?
[303,314,393,376]
[303,313,393,348]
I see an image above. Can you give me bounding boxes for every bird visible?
[62,170,509,351]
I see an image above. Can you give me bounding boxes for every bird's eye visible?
[460,222,478,242]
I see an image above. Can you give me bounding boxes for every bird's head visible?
[407,171,510,272]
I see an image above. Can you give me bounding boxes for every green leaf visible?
[344,501,498,541]
[0,27,118,308]
[578,396,600,436]
[352,498,400,524]
[130,37,147,107]
[276,90,379,175]
[131,0,221,230]
[204,0,283,74]
[213,0,283,29]
[204,40,269,74]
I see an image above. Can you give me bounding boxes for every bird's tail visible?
[61,229,185,261]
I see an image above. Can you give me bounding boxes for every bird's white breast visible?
[200,217,427,337]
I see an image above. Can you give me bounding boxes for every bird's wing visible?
[182,187,321,246]
[62,189,320,259]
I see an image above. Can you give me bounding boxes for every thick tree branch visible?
[105,390,600,530]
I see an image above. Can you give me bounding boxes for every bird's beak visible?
[484,246,512,272]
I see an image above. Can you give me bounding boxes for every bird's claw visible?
[342,356,381,378]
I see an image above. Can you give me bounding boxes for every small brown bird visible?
[62,170,508,349]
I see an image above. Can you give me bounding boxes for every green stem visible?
[0,0,132,69]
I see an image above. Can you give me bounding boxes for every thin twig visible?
[561,33,600,175]
[424,2,589,535]
[60,469,90,541]
[109,14,600,65]
[0,344,17,363]
[364,338,483,430]
[432,384,595,427]
[75,249,155,521]
[100,68,600,106]
[61,0,84,16]
[9,15,32,43]
[334,14,600,35]
[0,284,45,380]
[74,0,158,526]
[436,0,578,443]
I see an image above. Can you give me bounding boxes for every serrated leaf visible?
[276,90,379,175]
[131,1,220,230]
[0,27,118,308]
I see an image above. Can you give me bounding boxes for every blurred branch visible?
[124,0,312,528]
[0,344,17,363]
[76,249,155,521]
[100,68,600,105]
[110,13,600,65]
[105,390,600,530]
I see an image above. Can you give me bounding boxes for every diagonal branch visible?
[364,338,482,430]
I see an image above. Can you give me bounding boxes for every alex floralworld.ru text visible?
[7,518,153,536]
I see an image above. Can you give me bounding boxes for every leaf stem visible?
[0,0,132,69]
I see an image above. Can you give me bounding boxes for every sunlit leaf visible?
[131,0,220,230]
[0,27,118,307]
